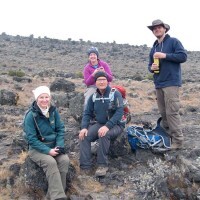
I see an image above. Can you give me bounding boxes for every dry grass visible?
[0,169,12,180]
[69,158,80,174]
[12,182,45,200]
[0,188,10,200]
[82,179,105,192]
[17,77,54,107]
[110,185,128,195]
[73,177,105,194]
[129,97,156,114]
[181,92,200,108]
[0,180,44,200]
[17,151,28,164]
[113,80,157,113]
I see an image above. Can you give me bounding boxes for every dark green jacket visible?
[24,101,65,154]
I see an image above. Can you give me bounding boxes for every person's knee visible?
[98,134,110,143]
[60,155,70,167]
[44,158,60,176]
[80,138,88,148]
[166,97,180,114]
[107,126,123,140]
[80,134,95,143]
[56,155,70,173]
[46,157,57,167]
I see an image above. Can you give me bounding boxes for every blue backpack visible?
[127,118,171,152]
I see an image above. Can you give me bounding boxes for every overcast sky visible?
[0,0,199,51]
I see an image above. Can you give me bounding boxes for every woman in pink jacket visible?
[83,47,113,108]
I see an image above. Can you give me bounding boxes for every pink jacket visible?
[83,59,113,86]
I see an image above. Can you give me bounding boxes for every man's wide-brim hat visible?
[147,19,170,32]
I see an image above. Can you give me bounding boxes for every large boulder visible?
[69,93,84,123]
[20,157,48,193]
[109,131,131,157]
[50,79,75,93]
[0,89,18,105]
[19,156,76,196]
[91,131,132,158]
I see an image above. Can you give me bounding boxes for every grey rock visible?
[69,93,84,123]
[19,156,76,194]
[50,79,75,93]
[0,89,18,105]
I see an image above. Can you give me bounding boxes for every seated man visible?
[79,71,125,177]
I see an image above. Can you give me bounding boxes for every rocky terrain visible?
[0,33,200,200]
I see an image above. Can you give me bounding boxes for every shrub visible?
[133,73,143,81]
[76,71,83,78]
[8,70,25,77]
[145,74,153,80]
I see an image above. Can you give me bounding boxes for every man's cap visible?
[94,71,108,82]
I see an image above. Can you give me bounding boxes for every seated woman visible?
[83,47,113,109]
[24,85,69,200]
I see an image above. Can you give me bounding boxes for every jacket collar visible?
[31,101,55,115]
[88,59,101,67]
[96,85,111,96]
[153,34,170,46]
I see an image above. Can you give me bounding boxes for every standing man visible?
[79,71,124,177]
[147,19,187,150]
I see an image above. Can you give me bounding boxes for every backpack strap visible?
[92,92,97,102]
[157,117,162,127]
[31,112,44,141]
[92,88,116,103]
[109,88,116,102]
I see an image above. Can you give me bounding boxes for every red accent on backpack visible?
[124,106,129,114]
[111,85,126,98]
[111,85,131,124]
